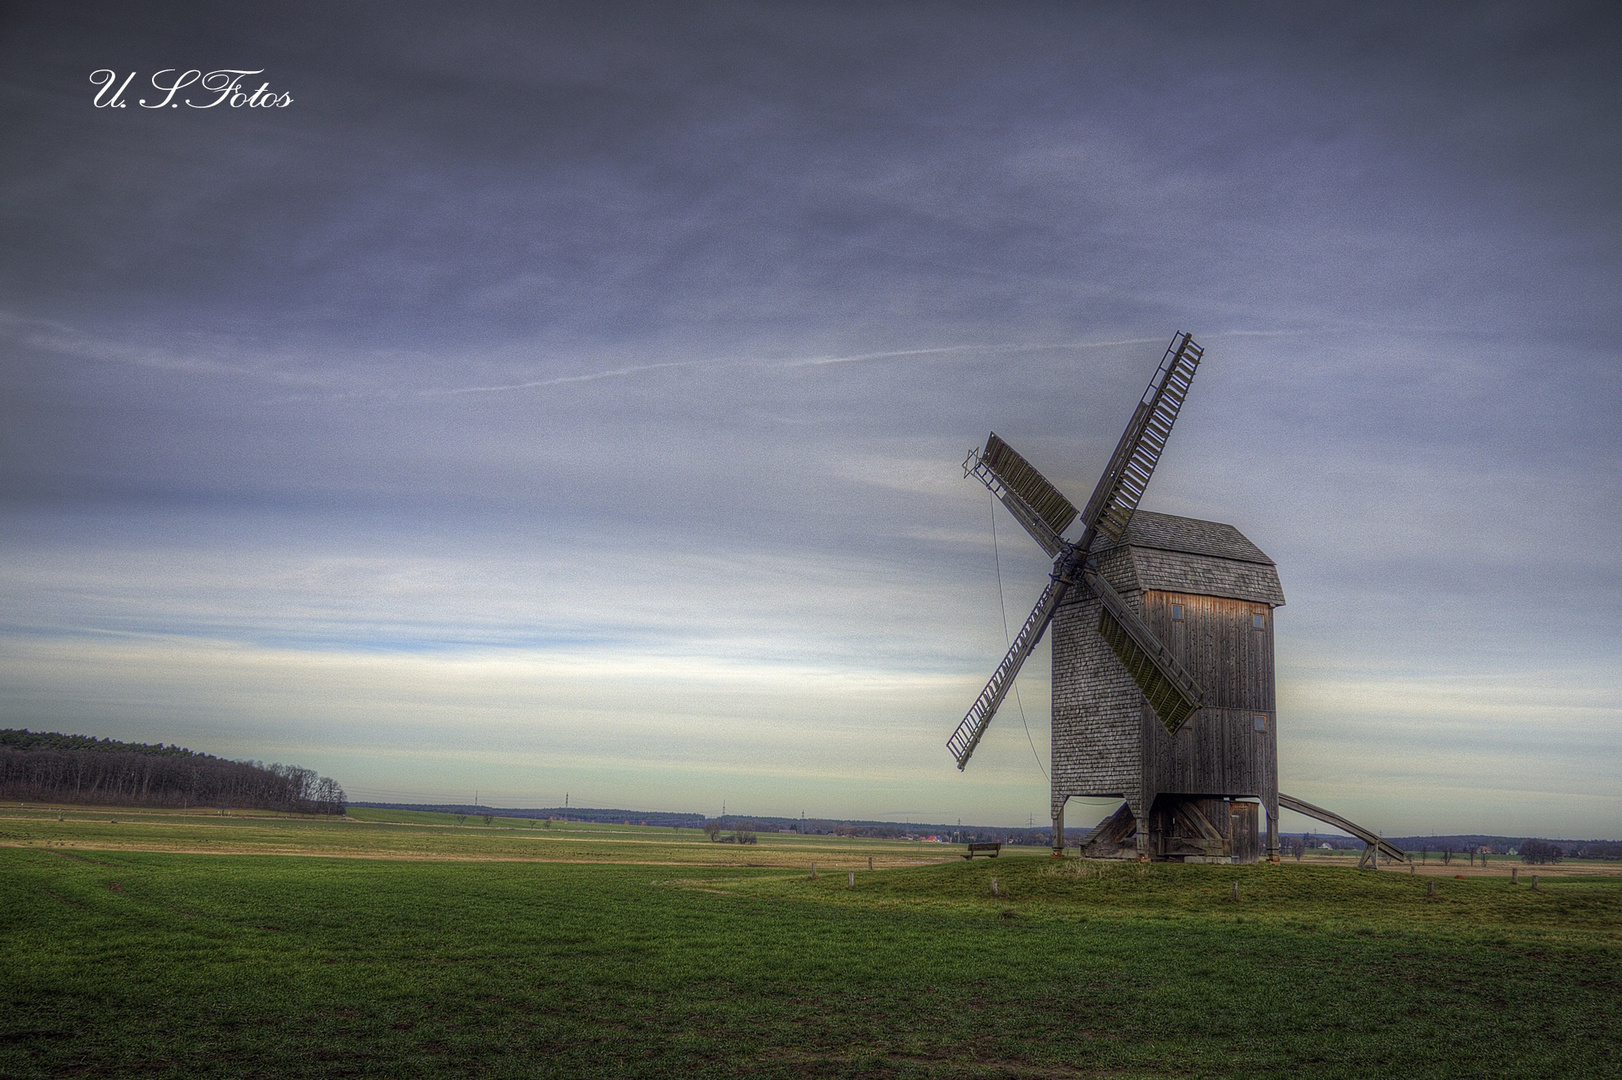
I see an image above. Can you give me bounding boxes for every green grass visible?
[2,807,1619,1078]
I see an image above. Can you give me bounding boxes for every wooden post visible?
[848,871,854,889]
[1230,880,1239,902]
[1426,879,1436,899]
[1531,874,1539,891]
[810,861,817,880]
[868,856,873,870]
[1511,867,1518,884]
[991,877,999,897]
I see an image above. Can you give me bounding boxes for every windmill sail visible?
[1080,333,1202,545]
[980,434,1078,536]
[1087,570,1203,735]
[951,333,1208,771]
[947,575,1071,769]
[965,434,1077,558]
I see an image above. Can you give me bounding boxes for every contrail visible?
[780,337,1168,368]
[420,337,1176,397]
[418,359,705,397]
[10,308,1291,401]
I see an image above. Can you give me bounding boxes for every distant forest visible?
[0,729,346,814]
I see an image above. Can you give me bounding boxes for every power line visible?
[989,491,1048,781]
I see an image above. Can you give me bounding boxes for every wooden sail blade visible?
[1080,333,1203,546]
[980,434,1079,537]
[964,434,1077,557]
[1086,569,1204,736]
[947,575,1070,769]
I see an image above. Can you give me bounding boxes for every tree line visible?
[0,729,345,814]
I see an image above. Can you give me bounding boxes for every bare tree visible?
[1521,839,1563,865]
[314,776,345,816]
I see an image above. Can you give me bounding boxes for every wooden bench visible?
[962,842,1001,860]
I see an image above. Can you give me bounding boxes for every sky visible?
[1,1,1618,835]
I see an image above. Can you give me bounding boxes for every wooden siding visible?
[1230,802,1260,863]
[1128,548,1285,606]
[1050,590,1142,808]
[1138,591,1277,802]
[1139,591,1274,712]
[1141,706,1276,800]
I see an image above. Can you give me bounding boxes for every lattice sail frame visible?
[1080,333,1202,546]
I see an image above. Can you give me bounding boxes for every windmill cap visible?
[1097,510,1275,566]
[1093,511,1285,607]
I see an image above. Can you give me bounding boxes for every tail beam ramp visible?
[1080,333,1202,545]
[948,575,1071,769]
[1278,792,1408,863]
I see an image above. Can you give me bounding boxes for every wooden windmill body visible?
[948,334,1406,865]
[1052,511,1283,862]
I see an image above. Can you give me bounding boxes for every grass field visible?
[3,803,1619,1078]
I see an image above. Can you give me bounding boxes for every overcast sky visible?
[2,2,1618,835]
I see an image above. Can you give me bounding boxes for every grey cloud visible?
[1,1,1617,829]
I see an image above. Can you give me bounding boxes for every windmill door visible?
[1229,802,1260,864]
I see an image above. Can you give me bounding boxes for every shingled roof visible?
[1113,510,1275,565]
[1094,511,1285,606]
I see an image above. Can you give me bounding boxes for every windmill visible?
[949,334,1406,865]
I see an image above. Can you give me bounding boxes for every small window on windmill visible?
[1171,603,1185,622]
[1254,715,1268,732]
[1252,612,1266,630]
